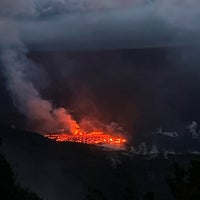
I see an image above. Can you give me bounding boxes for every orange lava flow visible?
[44,130,127,147]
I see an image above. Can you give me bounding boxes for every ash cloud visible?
[1,46,79,132]
[0,0,200,134]
[0,1,88,132]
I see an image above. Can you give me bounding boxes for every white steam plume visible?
[1,45,79,132]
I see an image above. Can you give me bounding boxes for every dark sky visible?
[0,1,200,138]
[28,46,200,134]
[1,46,200,139]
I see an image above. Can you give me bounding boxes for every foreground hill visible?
[0,125,199,200]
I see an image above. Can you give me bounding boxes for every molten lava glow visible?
[44,117,127,149]
[44,130,127,148]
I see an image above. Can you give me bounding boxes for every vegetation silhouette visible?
[0,137,43,200]
[85,186,154,200]
[168,160,200,200]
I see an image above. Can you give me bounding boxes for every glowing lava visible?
[44,129,127,148]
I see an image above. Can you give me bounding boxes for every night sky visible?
[0,0,200,139]
[1,46,200,139]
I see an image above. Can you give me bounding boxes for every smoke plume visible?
[1,0,200,133]
[1,45,79,132]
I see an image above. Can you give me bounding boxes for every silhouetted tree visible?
[86,186,142,200]
[144,192,154,200]
[0,137,43,200]
[123,187,140,200]
[168,160,200,200]
[86,188,107,200]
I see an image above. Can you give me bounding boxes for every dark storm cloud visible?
[19,1,200,50]
[0,0,37,16]
[0,0,200,49]
[0,0,87,17]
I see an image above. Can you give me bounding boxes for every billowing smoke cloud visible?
[0,0,87,132]
[0,0,200,132]
[1,46,79,132]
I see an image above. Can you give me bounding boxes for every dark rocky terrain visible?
[1,124,200,200]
